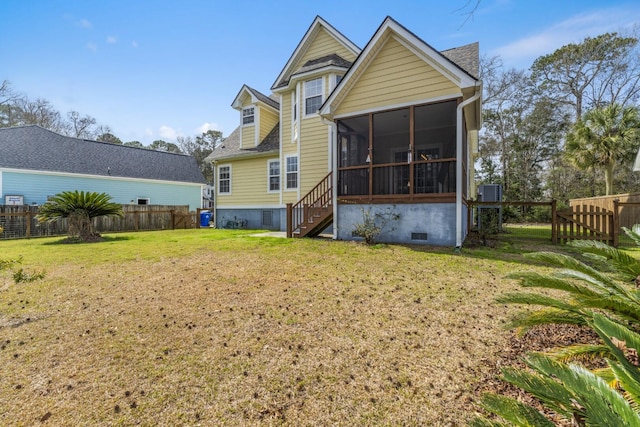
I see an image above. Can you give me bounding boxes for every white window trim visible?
[303,77,324,118]
[242,106,255,127]
[284,154,298,191]
[267,159,280,193]
[218,164,232,195]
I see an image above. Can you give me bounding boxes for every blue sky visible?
[1,0,639,145]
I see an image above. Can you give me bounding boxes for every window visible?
[285,156,298,189]
[268,159,280,192]
[242,107,255,125]
[137,198,150,205]
[218,165,231,194]
[304,78,323,115]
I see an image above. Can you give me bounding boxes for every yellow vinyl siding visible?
[241,125,255,149]
[216,157,279,206]
[300,117,329,193]
[293,28,358,72]
[281,90,297,156]
[335,37,460,116]
[259,108,278,142]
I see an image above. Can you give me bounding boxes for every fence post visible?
[286,203,293,238]
[171,210,175,230]
[26,211,32,238]
[551,199,557,244]
[613,199,619,247]
[134,211,139,231]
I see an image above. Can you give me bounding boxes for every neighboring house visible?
[206,16,482,246]
[0,125,206,211]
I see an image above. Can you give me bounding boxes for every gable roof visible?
[271,16,361,91]
[0,125,205,184]
[231,85,280,111]
[441,42,480,80]
[320,16,480,119]
[205,124,279,162]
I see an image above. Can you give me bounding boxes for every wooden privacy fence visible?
[469,199,636,247]
[0,205,202,240]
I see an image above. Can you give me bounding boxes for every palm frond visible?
[571,239,640,281]
[476,393,555,426]
[501,365,574,418]
[508,272,603,298]
[624,225,640,246]
[544,344,611,364]
[507,309,587,334]
[525,353,640,426]
[496,292,582,312]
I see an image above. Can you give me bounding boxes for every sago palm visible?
[37,190,123,242]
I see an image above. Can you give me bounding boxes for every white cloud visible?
[493,5,640,68]
[107,36,117,44]
[78,18,92,29]
[86,42,97,52]
[131,41,139,48]
[144,128,154,137]
[159,125,179,140]
[196,122,221,134]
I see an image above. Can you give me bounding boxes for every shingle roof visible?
[290,53,352,80]
[0,125,205,184]
[205,124,279,162]
[441,42,480,79]
[246,86,280,110]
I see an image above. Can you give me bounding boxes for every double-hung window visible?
[304,78,323,116]
[268,160,280,192]
[285,156,298,189]
[218,165,231,194]
[242,107,255,125]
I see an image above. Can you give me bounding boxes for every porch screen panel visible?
[337,116,369,167]
[339,169,369,196]
[372,109,409,165]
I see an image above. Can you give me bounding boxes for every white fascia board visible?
[216,204,285,210]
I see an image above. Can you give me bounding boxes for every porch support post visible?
[455,84,482,249]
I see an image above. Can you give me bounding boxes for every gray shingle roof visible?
[0,125,205,184]
[441,42,480,79]
[205,124,279,162]
[246,86,280,110]
[291,54,352,78]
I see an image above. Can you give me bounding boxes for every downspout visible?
[322,117,338,240]
[456,83,481,249]
[212,160,217,228]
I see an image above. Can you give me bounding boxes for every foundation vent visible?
[411,232,428,241]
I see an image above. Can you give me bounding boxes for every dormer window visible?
[242,107,255,125]
[304,78,323,116]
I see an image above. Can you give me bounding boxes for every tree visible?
[123,140,144,148]
[96,132,122,144]
[565,104,640,195]
[37,191,124,242]
[13,98,66,133]
[178,130,223,184]
[531,32,640,120]
[0,79,22,128]
[149,139,182,153]
[66,110,97,138]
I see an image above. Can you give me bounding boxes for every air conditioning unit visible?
[478,184,502,202]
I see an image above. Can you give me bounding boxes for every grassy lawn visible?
[0,229,558,426]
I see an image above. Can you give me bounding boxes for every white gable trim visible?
[331,94,461,120]
[320,16,478,118]
[232,85,279,115]
[271,16,361,91]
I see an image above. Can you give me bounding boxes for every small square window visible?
[242,107,255,125]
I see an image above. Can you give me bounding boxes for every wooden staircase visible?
[286,172,333,238]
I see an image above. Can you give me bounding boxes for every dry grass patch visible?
[0,230,545,426]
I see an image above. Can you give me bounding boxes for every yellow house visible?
[207,16,482,247]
